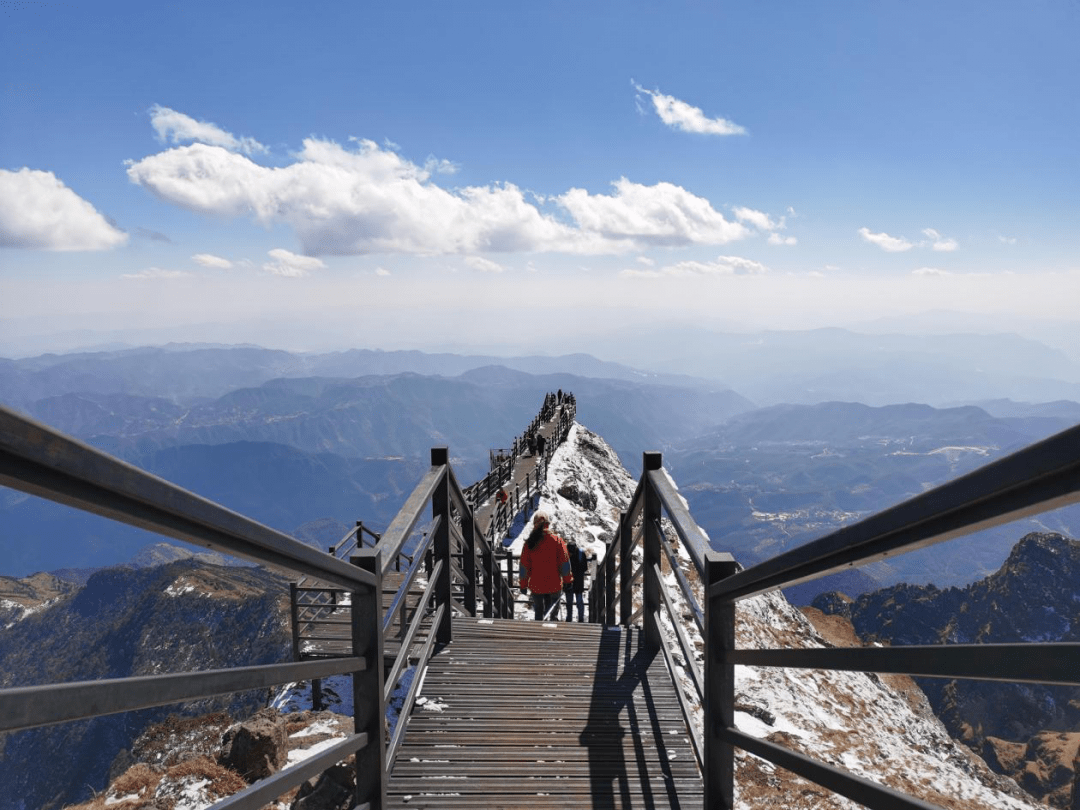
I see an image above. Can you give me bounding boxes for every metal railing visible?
[0,404,385,809]
[596,424,1080,809]
[0,406,517,810]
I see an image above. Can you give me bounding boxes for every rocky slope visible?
[813,532,1080,807]
[0,561,293,810]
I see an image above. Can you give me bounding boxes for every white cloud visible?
[557,178,749,248]
[636,255,655,266]
[632,81,746,136]
[262,248,326,277]
[0,168,128,251]
[733,207,781,231]
[922,228,958,252]
[768,233,798,246]
[464,256,504,273]
[997,233,1017,245]
[375,267,391,276]
[858,227,913,252]
[121,267,192,279]
[127,137,752,255]
[192,253,232,269]
[149,105,267,155]
[912,267,950,276]
[621,254,767,279]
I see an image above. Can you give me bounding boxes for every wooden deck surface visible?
[386,616,702,809]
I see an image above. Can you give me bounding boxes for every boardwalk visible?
[387,617,703,809]
[472,401,570,543]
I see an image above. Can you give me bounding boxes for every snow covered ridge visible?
[515,422,1041,809]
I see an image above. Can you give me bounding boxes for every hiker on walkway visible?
[519,512,572,621]
[496,486,509,506]
[563,540,588,622]
[527,432,537,456]
[536,433,547,459]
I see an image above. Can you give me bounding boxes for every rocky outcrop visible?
[813,532,1080,808]
[67,708,354,810]
[982,732,1080,809]
[218,708,289,781]
[0,560,293,810]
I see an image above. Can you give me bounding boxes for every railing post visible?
[484,545,496,619]
[619,510,632,625]
[289,583,301,662]
[642,452,663,650]
[431,447,453,645]
[462,504,477,616]
[704,550,738,810]
[605,532,617,627]
[349,547,386,810]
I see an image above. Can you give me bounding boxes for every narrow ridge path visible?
[387,616,703,808]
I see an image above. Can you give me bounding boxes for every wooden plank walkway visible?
[387,617,703,809]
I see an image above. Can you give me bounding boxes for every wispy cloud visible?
[733,207,780,231]
[464,256,504,273]
[127,125,753,256]
[375,267,391,276]
[121,267,192,279]
[424,156,459,175]
[734,206,795,244]
[192,253,233,269]
[262,248,326,277]
[997,233,1018,245]
[632,81,746,136]
[0,168,128,251]
[149,104,267,155]
[621,255,767,279]
[912,267,950,276]
[922,228,958,252]
[858,227,913,252]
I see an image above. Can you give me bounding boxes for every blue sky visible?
[1,1,1078,354]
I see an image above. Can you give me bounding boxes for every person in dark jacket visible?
[563,540,588,622]
[519,512,572,621]
[536,433,547,458]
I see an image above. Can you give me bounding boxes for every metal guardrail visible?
[597,423,1080,810]
[0,404,386,808]
[0,406,522,809]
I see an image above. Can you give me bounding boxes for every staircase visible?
[386,617,702,808]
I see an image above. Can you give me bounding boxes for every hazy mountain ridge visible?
[812,532,1080,808]
[668,401,1080,594]
[0,344,715,409]
[0,560,293,810]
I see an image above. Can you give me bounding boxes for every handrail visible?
[601,422,1080,810]
[0,403,387,809]
[0,657,365,733]
[383,561,443,704]
[378,465,445,573]
[713,421,1080,602]
[0,406,375,592]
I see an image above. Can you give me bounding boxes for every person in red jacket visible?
[519,512,572,620]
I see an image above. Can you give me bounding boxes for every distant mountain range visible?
[0,345,752,576]
[2,342,1077,589]
[668,401,1080,594]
